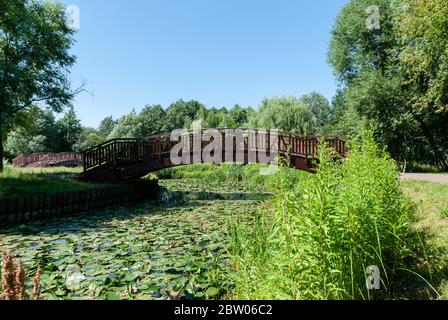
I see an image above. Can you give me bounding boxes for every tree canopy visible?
[0,0,77,170]
[328,0,448,168]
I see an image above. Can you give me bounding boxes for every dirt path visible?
[401,173,448,184]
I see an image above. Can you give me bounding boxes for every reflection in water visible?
[159,190,273,202]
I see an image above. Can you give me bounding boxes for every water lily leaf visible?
[205,287,219,297]
[103,276,113,286]
[105,292,122,300]
[66,271,86,291]
[0,178,266,301]
[124,273,139,282]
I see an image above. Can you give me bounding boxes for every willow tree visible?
[0,0,77,171]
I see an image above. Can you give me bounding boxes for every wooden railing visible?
[12,153,48,167]
[83,139,136,171]
[12,152,83,168]
[82,129,348,173]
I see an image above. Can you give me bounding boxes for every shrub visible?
[228,130,415,299]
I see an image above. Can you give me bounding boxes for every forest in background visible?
[2,0,448,170]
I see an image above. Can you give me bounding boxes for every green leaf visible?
[105,292,122,300]
[205,287,219,297]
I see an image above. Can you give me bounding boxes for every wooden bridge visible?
[13,152,83,168]
[77,129,348,183]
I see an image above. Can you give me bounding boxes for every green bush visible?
[228,131,415,299]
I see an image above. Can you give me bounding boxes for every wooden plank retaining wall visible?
[0,180,159,226]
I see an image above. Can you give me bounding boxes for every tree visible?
[106,105,168,139]
[107,111,140,139]
[326,89,362,136]
[33,108,62,152]
[136,105,166,136]
[164,100,204,131]
[345,69,427,162]
[394,0,448,167]
[201,107,222,128]
[5,132,47,157]
[229,105,251,127]
[328,0,397,84]
[255,97,316,133]
[195,105,208,127]
[244,107,257,127]
[395,0,448,113]
[0,0,78,171]
[328,0,448,168]
[98,116,116,137]
[74,127,105,152]
[298,92,332,132]
[4,107,62,157]
[56,106,82,151]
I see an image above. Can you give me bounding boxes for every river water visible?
[0,179,272,300]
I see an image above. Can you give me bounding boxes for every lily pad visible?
[105,292,122,300]
[0,178,268,300]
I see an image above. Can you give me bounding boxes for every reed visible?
[0,251,41,300]
[228,131,416,299]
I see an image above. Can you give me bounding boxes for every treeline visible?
[2,0,448,169]
[4,92,338,158]
[4,106,82,158]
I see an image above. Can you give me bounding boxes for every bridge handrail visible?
[82,138,144,171]
[12,152,49,167]
[82,129,348,173]
[82,138,141,154]
[141,129,347,141]
[12,152,83,168]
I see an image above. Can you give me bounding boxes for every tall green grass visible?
[228,131,415,299]
[0,166,105,197]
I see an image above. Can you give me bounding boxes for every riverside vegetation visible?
[1,132,447,300]
[227,131,447,299]
[0,165,110,197]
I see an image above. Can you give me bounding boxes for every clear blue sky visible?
[62,0,348,128]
